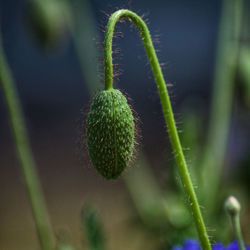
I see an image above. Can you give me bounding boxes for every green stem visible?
[0,33,54,250]
[69,0,101,95]
[104,9,211,250]
[200,0,244,212]
[225,196,246,250]
[233,214,246,250]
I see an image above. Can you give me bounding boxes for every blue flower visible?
[172,239,250,250]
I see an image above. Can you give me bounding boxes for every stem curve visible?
[104,9,211,250]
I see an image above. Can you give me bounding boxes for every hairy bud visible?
[86,89,135,179]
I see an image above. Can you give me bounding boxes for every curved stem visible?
[0,33,54,250]
[104,9,211,250]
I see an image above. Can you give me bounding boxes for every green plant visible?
[225,196,246,250]
[86,89,135,179]
[200,0,244,215]
[0,32,54,249]
[1,2,249,249]
[86,9,211,250]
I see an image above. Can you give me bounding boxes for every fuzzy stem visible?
[0,34,54,250]
[104,9,211,250]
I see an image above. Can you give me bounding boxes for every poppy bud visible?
[86,89,135,179]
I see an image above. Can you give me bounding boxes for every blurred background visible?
[0,0,250,249]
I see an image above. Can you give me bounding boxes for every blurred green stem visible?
[69,0,101,95]
[201,0,244,212]
[0,33,54,250]
[232,213,246,250]
[104,9,211,250]
[123,153,170,228]
[225,196,246,250]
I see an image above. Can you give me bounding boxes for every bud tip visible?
[225,196,241,216]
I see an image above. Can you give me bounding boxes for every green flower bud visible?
[86,89,135,179]
[26,0,71,47]
[225,196,241,216]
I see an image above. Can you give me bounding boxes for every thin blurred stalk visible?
[225,196,246,250]
[0,32,54,250]
[200,0,244,213]
[123,153,170,228]
[124,153,191,230]
[69,0,101,95]
[238,46,250,107]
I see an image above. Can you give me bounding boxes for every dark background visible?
[0,0,248,249]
